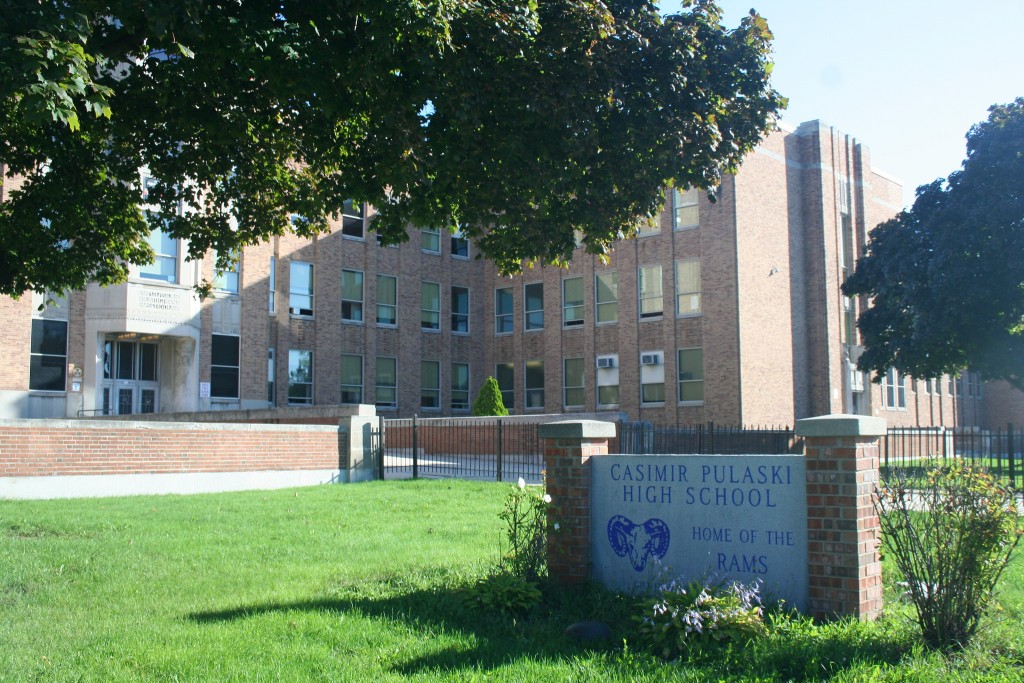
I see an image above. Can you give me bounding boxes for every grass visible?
[1,479,1023,681]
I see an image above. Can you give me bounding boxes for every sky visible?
[661,1,1024,208]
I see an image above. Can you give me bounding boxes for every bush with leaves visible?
[875,464,1022,651]
[635,577,766,660]
[471,376,509,417]
[464,572,543,615]
[498,477,551,582]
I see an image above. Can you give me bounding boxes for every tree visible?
[842,98,1024,391]
[472,376,509,417]
[0,0,783,296]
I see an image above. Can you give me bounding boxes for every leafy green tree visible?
[842,99,1024,390]
[472,376,508,417]
[0,0,783,296]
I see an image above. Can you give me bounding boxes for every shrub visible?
[472,376,509,416]
[464,572,542,614]
[634,577,766,660]
[498,478,551,582]
[875,464,1022,651]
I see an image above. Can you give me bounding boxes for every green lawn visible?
[2,480,1023,682]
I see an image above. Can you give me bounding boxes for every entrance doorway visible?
[101,339,160,415]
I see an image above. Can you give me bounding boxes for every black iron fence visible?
[882,425,1022,491]
[617,421,801,455]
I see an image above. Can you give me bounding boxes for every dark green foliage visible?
[464,572,542,615]
[843,98,1024,390]
[472,376,508,417]
[0,1,783,296]
[875,465,1023,651]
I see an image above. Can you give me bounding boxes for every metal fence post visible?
[412,414,419,479]
[496,419,504,482]
[377,416,385,480]
[1008,423,1016,491]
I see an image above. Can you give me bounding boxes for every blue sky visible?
[661,1,1024,207]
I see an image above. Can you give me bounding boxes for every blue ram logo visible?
[607,515,670,572]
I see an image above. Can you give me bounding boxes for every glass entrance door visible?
[102,339,160,415]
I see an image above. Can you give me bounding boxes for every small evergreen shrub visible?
[472,376,509,416]
[498,478,551,582]
[464,572,543,614]
[875,464,1022,651]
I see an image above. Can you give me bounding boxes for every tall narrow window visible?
[341,269,364,323]
[29,319,67,391]
[496,362,515,409]
[640,351,665,404]
[342,199,364,238]
[451,228,469,258]
[268,256,277,314]
[213,249,240,294]
[376,274,397,326]
[673,187,699,230]
[140,217,178,283]
[525,360,544,409]
[562,277,584,327]
[340,354,363,403]
[421,226,441,253]
[563,358,585,408]
[211,334,240,398]
[288,350,313,405]
[595,272,618,324]
[451,286,470,333]
[421,361,440,409]
[638,265,663,319]
[289,261,314,316]
[421,281,440,330]
[267,348,276,404]
[375,357,397,408]
[451,363,470,411]
[495,287,514,334]
[596,354,620,406]
[524,282,544,331]
[674,259,701,316]
[677,348,704,403]
[883,368,907,410]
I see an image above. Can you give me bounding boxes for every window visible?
[213,249,239,294]
[140,217,178,283]
[267,348,276,405]
[29,319,67,391]
[288,349,313,405]
[451,229,469,258]
[638,265,663,319]
[883,368,907,410]
[268,256,276,314]
[342,199,364,238]
[525,360,544,409]
[210,335,240,398]
[289,261,314,316]
[524,282,544,331]
[421,226,441,253]
[563,358,585,408]
[562,277,584,327]
[376,274,397,326]
[675,259,701,316]
[677,348,704,403]
[495,287,514,334]
[452,362,470,411]
[421,281,440,330]
[451,286,469,333]
[640,351,665,404]
[638,217,660,237]
[340,354,363,404]
[375,357,397,408]
[596,354,619,406]
[595,272,618,324]
[341,269,364,323]
[496,362,515,409]
[673,187,699,230]
[421,360,440,409]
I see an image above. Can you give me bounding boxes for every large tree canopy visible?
[843,98,1024,391]
[0,0,783,296]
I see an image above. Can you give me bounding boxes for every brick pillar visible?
[796,414,886,621]
[539,420,616,583]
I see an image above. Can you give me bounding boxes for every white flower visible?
[517,477,526,489]
[553,522,561,531]
[542,494,552,503]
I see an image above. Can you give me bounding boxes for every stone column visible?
[796,414,886,621]
[539,420,616,583]
[337,405,379,482]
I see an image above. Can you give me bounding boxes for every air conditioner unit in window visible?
[640,353,662,366]
[597,357,616,369]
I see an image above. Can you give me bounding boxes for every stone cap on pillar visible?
[538,420,617,440]
[795,414,887,438]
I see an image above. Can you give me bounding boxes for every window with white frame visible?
[563,358,585,408]
[213,249,240,294]
[640,350,665,403]
[341,269,364,323]
[29,319,67,391]
[495,287,514,334]
[637,216,660,237]
[451,286,470,333]
[140,216,178,283]
[210,334,240,398]
[596,354,619,406]
[289,261,314,316]
[421,281,440,330]
[421,226,441,253]
[451,362,470,411]
[883,368,907,410]
[451,228,469,258]
[375,356,397,408]
[524,282,544,330]
[376,274,397,326]
[267,348,276,404]
[496,362,515,409]
[342,199,364,238]
[340,354,363,404]
[673,187,699,230]
[268,256,277,314]
[288,349,313,405]
[674,258,701,316]
[562,277,584,328]
[421,360,440,409]
[525,360,544,409]
[638,265,663,319]
[677,348,704,403]
[595,271,618,324]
